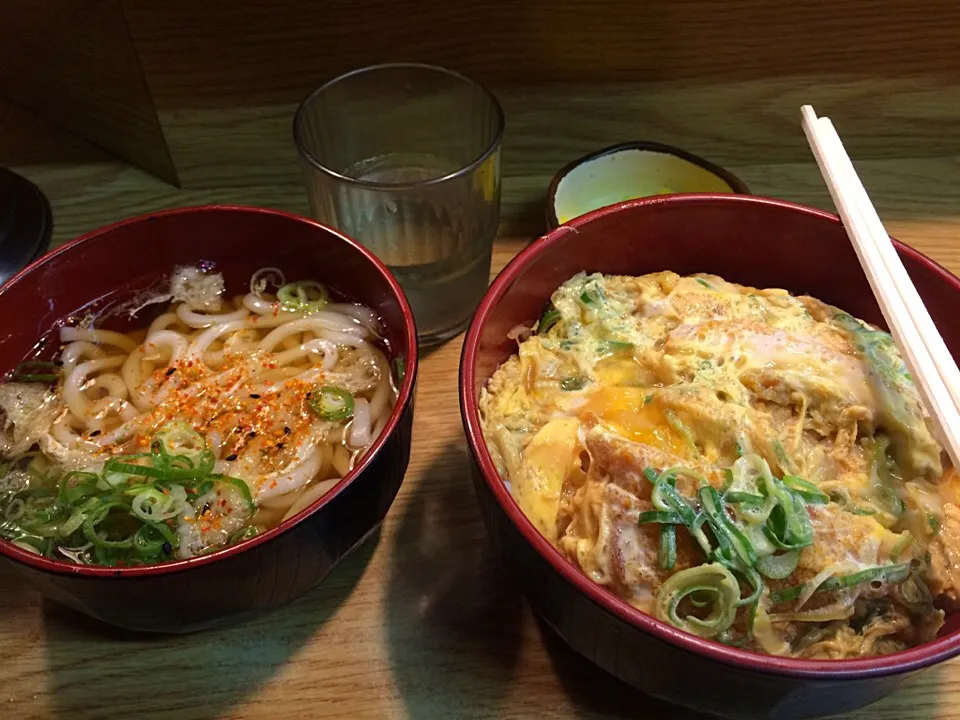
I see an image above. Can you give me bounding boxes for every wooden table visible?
[2,100,960,720]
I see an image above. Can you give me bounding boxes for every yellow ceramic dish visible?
[547,142,749,228]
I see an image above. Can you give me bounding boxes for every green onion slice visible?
[213,475,256,515]
[651,475,698,527]
[58,471,100,505]
[735,566,764,610]
[81,500,136,549]
[596,340,634,358]
[781,475,829,504]
[155,421,208,463]
[132,522,178,557]
[537,303,561,334]
[308,385,355,421]
[725,491,766,506]
[14,360,58,371]
[578,280,605,307]
[10,360,60,383]
[727,454,778,525]
[187,479,216,502]
[277,280,329,312]
[648,468,712,555]
[762,478,814,551]
[18,496,63,531]
[130,485,187,522]
[655,563,740,638]
[720,468,735,493]
[756,550,800,580]
[770,563,910,604]
[664,409,699,455]
[771,439,795,474]
[163,450,216,481]
[817,563,911,593]
[103,458,167,479]
[699,486,757,569]
[637,510,684,525]
[659,525,677,570]
[59,509,87,537]
[657,525,677,570]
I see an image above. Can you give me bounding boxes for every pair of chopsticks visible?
[800,105,960,469]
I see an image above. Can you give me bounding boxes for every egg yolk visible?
[579,386,687,457]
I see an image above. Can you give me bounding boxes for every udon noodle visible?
[0,266,400,566]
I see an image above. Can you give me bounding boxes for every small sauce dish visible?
[546,141,750,228]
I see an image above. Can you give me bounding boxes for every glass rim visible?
[293,62,505,191]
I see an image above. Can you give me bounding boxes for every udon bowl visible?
[459,195,960,719]
[0,205,417,633]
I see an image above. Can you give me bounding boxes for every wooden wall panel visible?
[103,76,960,191]
[123,0,960,96]
[0,0,178,184]
[118,0,960,189]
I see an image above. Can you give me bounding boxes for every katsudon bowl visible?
[459,194,960,719]
[0,205,417,633]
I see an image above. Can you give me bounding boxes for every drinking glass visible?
[294,63,504,346]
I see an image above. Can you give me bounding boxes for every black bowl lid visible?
[0,168,52,285]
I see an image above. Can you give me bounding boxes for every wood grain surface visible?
[120,0,960,90]
[125,77,960,191]
[3,93,960,719]
[117,0,960,186]
[6,0,959,189]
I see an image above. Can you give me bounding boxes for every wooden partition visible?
[3,0,960,189]
[0,0,177,183]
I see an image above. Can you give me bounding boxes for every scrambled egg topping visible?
[480,271,958,658]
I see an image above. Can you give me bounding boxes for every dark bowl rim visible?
[0,204,419,579]
[460,192,960,679]
[545,141,752,230]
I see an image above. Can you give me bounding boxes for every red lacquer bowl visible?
[0,205,417,633]
[460,195,960,719]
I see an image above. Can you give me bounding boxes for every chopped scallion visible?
[725,491,766,506]
[537,303,561,334]
[770,563,911,604]
[578,281,605,306]
[10,360,60,383]
[781,475,829,505]
[659,524,677,570]
[596,340,634,357]
[308,385,355,421]
[755,550,800,580]
[277,280,329,312]
[655,563,740,638]
[637,510,684,525]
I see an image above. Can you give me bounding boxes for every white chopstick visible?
[800,105,960,469]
